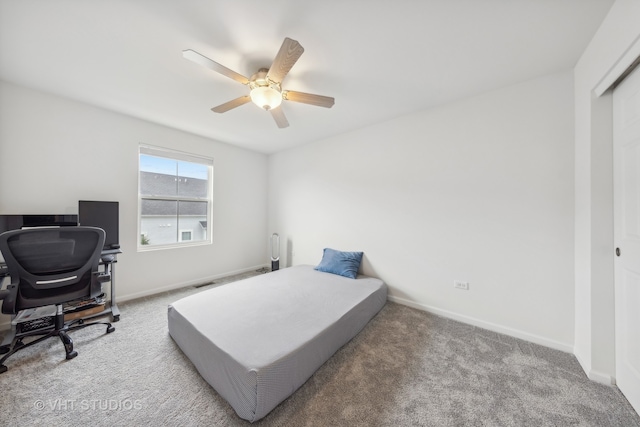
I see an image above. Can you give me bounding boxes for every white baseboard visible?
[588,369,616,386]
[0,263,270,332]
[116,263,270,303]
[574,352,616,386]
[387,295,574,354]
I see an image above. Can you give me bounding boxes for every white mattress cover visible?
[167,265,387,422]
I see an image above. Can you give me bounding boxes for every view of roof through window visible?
[139,155,208,180]
[139,153,211,247]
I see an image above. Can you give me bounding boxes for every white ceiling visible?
[0,0,614,154]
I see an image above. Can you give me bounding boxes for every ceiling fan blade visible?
[283,91,335,108]
[267,37,304,84]
[183,49,250,85]
[270,106,289,128]
[211,96,251,113]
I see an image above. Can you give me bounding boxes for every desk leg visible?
[109,262,120,322]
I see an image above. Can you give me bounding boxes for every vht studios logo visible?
[34,399,143,411]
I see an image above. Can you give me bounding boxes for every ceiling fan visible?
[183,37,335,128]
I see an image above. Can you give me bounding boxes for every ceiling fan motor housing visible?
[249,69,282,110]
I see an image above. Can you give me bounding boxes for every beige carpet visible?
[0,269,638,426]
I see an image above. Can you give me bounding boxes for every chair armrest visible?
[0,282,16,313]
[97,272,111,283]
[0,267,12,301]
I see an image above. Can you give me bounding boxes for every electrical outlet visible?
[454,280,469,290]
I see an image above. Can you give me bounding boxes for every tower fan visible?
[270,233,280,271]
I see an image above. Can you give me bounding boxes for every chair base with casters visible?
[0,304,115,374]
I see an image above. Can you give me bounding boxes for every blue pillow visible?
[314,248,363,279]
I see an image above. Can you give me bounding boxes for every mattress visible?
[167,264,387,422]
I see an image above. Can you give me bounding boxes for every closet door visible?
[613,62,640,415]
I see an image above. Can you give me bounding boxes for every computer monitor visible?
[0,214,78,234]
[78,201,119,250]
[0,215,79,264]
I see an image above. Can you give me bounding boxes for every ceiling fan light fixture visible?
[250,86,282,111]
[184,38,334,127]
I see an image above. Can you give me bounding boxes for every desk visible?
[0,249,121,350]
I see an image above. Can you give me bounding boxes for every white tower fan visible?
[270,233,280,271]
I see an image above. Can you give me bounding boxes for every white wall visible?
[268,71,575,351]
[573,0,640,384]
[0,81,268,304]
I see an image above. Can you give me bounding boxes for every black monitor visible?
[78,201,119,250]
[0,215,79,264]
[0,214,78,234]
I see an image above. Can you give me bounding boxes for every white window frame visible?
[138,145,213,251]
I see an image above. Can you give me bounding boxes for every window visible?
[138,145,213,249]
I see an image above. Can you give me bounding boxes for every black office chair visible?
[0,226,115,373]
